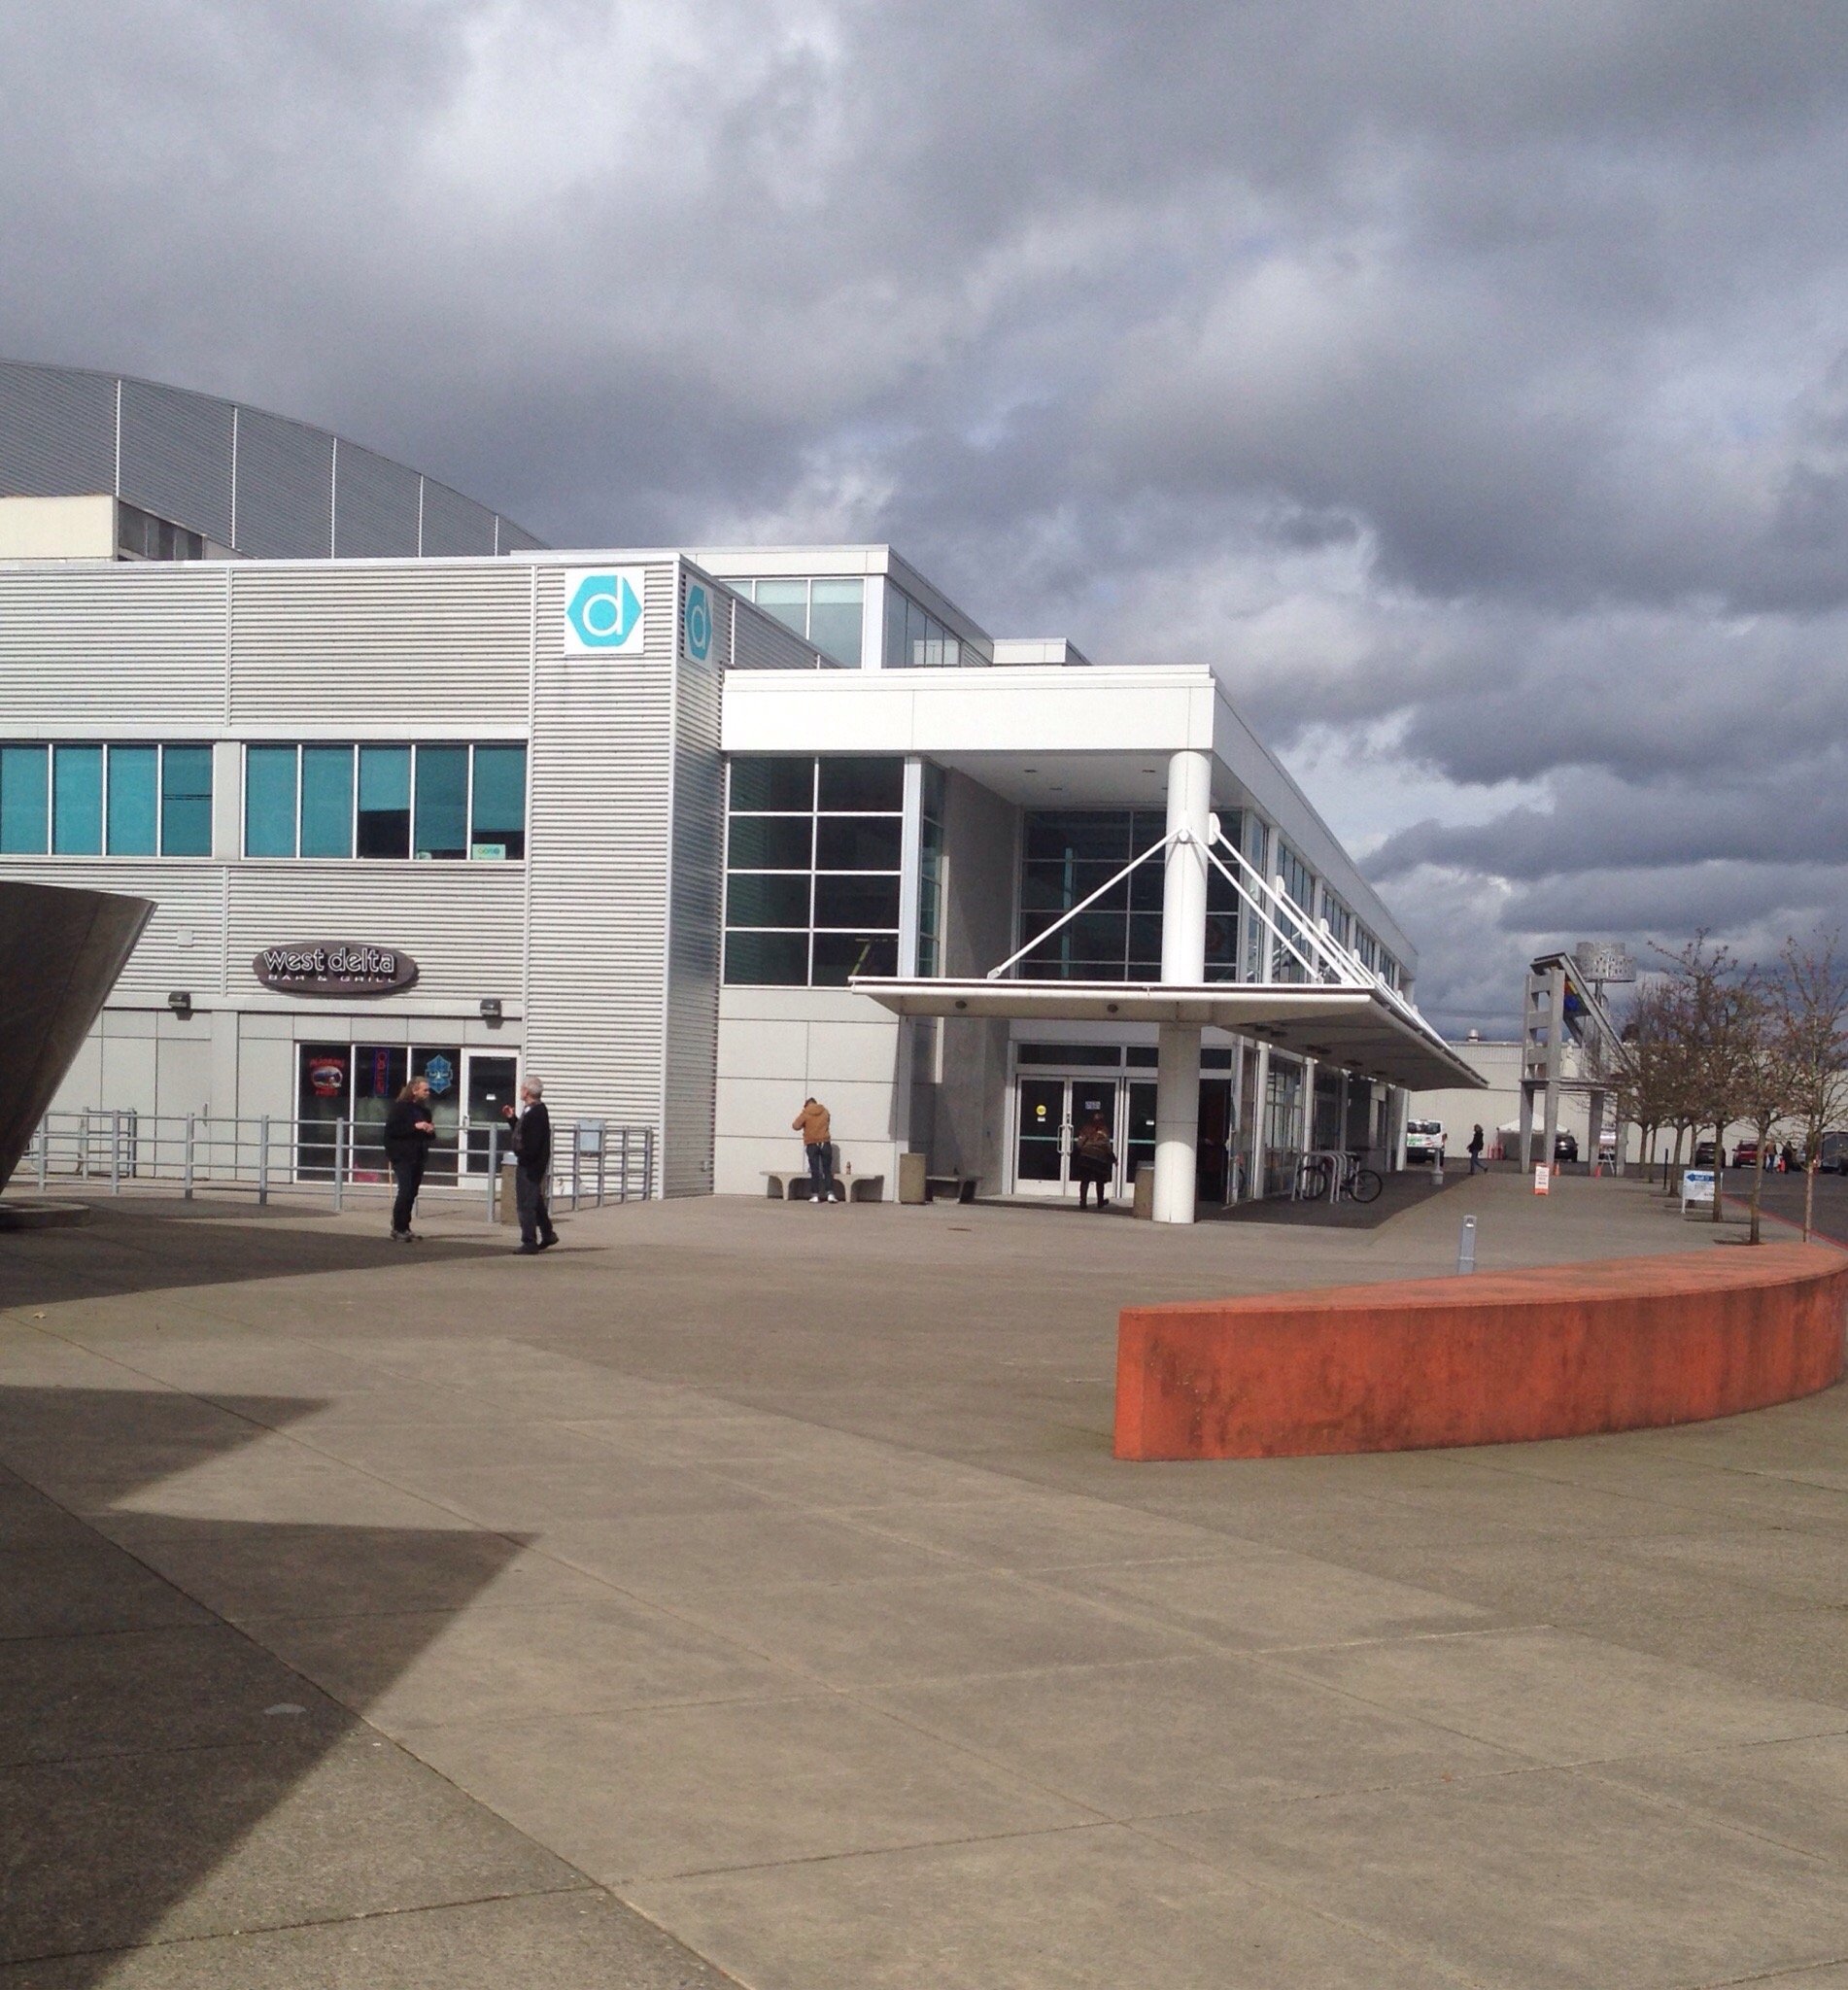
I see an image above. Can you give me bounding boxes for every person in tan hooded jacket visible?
[793,1098,837,1202]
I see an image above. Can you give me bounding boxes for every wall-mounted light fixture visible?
[167,991,192,1021]
[480,998,503,1026]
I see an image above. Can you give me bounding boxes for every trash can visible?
[899,1151,928,1205]
[1133,1162,1154,1219]
[496,1159,521,1227]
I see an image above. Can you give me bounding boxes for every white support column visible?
[1153,749,1212,1225]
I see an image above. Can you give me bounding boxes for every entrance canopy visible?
[851,978,1485,1093]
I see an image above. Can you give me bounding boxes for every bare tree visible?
[1770,931,1848,1244]
[1612,978,1698,1190]
[1659,936,1759,1227]
[1734,980,1792,1246]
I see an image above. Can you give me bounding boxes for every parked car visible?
[1405,1119,1446,1166]
[1553,1131,1579,1164]
[1820,1132,1848,1174]
[1694,1141,1719,1167]
[1732,1140,1759,1170]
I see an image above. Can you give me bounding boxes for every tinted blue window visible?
[107,746,157,855]
[358,746,411,858]
[414,745,468,860]
[300,746,354,858]
[52,746,102,854]
[245,746,297,857]
[469,744,526,859]
[0,746,48,854]
[160,745,213,856]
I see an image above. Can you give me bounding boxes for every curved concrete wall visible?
[1114,1245,1848,1461]
[0,880,154,1193]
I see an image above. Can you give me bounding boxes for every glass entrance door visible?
[463,1051,520,1173]
[1013,1075,1120,1197]
[1016,1079,1067,1188]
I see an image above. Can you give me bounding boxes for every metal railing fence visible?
[21,1111,655,1219]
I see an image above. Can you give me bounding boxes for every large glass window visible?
[883,584,972,669]
[0,745,48,854]
[359,746,412,858]
[1274,841,1317,982]
[245,746,298,857]
[470,744,527,860]
[722,576,865,667]
[299,747,354,859]
[917,763,946,976]
[52,746,102,854]
[723,753,903,985]
[414,745,469,861]
[243,743,524,861]
[107,746,158,856]
[160,746,213,856]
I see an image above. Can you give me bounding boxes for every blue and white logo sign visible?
[683,579,713,664]
[562,568,648,655]
[422,1053,455,1096]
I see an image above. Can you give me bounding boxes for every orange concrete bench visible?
[1114,1243,1848,1461]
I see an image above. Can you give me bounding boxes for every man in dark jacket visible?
[503,1077,559,1253]
[384,1076,436,1241]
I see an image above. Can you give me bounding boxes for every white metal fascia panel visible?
[0,859,227,994]
[225,865,526,1005]
[0,566,228,728]
[720,668,1215,756]
[227,562,532,730]
[522,561,678,1150]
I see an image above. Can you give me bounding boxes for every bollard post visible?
[37,1124,48,1193]
[597,1130,607,1208]
[110,1110,121,1195]
[485,1123,499,1224]
[1457,1214,1478,1274]
[333,1119,348,1214]
[620,1127,631,1204]
[571,1126,583,1212]
[184,1115,196,1200]
[257,1115,270,1207]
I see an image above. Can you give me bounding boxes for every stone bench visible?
[763,1170,885,1204]
[1114,1243,1848,1461]
[924,1174,979,1204]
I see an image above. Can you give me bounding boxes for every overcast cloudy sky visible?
[7,1,1848,1031]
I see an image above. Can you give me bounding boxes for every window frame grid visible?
[240,742,525,862]
[0,741,216,858]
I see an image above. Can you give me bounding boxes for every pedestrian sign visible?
[1681,1168,1716,1211]
[1533,1163,1551,1196]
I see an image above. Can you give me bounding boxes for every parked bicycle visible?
[1295,1149,1384,1205]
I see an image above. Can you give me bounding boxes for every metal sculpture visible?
[0,880,153,1194]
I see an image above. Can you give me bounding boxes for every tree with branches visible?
[1768,930,1848,1244]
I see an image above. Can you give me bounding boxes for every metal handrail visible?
[21,1111,656,1219]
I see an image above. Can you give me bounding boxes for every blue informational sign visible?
[563,569,646,653]
[422,1053,455,1096]
[684,580,713,663]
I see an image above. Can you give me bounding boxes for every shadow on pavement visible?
[1209,1170,1464,1230]
[0,1199,506,1311]
[0,1384,543,1982]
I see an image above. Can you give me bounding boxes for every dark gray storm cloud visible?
[6,1,1848,1029]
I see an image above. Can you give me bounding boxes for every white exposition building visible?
[0,361,1476,1220]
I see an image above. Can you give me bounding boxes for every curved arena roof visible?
[0,360,544,560]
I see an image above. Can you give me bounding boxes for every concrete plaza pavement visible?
[6,1172,1848,1985]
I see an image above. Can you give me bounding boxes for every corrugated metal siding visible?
[231,408,334,558]
[0,860,225,993]
[729,593,831,671]
[419,479,498,557]
[0,566,227,728]
[523,561,677,1166]
[495,520,546,553]
[119,378,234,545]
[227,562,533,729]
[664,562,725,1194]
[0,361,116,497]
[226,865,526,1001]
[330,442,423,558]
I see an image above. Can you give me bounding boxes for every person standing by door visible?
[502,1077,560,1254]
[792,1097,838,1202]
[385,1076,436,1241]
[1467,1124,1486,1175]
[1072,1113,1115,1211]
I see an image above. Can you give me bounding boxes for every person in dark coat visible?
[502,1077,559,1254]
[384,1076,436,1240]
[1467,1124,1486,1175]
[1071,1113,1115,1211]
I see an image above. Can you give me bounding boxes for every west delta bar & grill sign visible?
[254,944,419,998]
